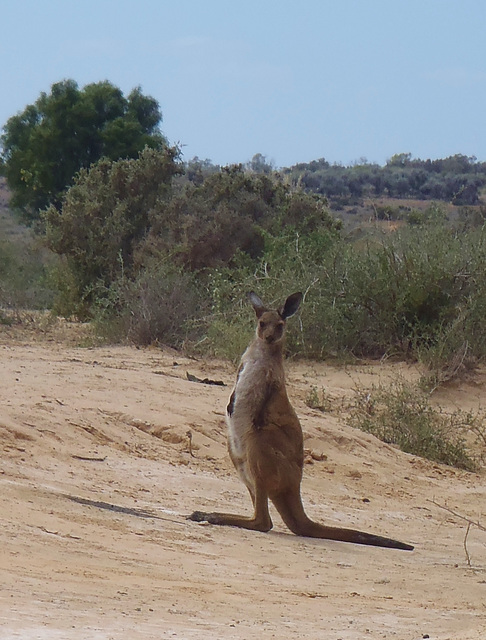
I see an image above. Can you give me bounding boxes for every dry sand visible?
[0,318,485,639]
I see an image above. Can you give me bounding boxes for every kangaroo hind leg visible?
[271,488,315,537]
[189,485,273,533]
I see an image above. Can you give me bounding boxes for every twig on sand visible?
[429,499,485,567]
[186,430,195,457]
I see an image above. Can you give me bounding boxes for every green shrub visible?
[305,386,333,412]
[47,259,89,319]
[302,222,486,367]
[203,230,337,358]
[204,317,254,362]
[349,379,480,471]
[43,146,181,317]
[0,237,55,311]
[39,147,486,377]
[94,263,208,348]
[198,220,486,370]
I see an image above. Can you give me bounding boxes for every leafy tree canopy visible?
[0,79,167,221]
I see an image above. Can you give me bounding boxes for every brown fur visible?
[190,292,413,551]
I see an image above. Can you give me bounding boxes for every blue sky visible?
[1,0,485,168]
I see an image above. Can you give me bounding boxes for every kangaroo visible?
[190,292,413,551]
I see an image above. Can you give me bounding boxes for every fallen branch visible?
[186,372,226,386]
[429,499,485,567]
[186,430,195,457]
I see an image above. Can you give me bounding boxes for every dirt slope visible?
[0,319,485,639]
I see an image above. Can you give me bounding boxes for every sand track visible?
[1,321,485,639]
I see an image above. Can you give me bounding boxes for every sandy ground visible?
[1,318,485,640]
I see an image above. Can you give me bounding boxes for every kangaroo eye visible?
[259,320,266,329]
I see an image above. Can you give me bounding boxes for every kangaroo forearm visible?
[252,382,279,429]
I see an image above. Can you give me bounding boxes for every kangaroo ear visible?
[281,292,303,319]
[248,291,266,318]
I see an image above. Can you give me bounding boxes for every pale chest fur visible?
[226,342,283,459]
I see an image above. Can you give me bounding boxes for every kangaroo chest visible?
[226,350,282,458]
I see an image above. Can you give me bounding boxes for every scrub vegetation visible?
[2,79,486,468]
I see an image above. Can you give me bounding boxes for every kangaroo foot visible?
[188,510,212,522]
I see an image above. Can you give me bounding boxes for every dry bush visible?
[348,378,484,471]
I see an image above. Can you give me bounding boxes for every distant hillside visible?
[280,153,486,211]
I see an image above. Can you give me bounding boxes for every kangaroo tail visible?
[271,492,413,551]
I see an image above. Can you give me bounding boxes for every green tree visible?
[1,80,167,222]
[247,153,274,174]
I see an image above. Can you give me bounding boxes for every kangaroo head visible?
[248,292,303,345]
